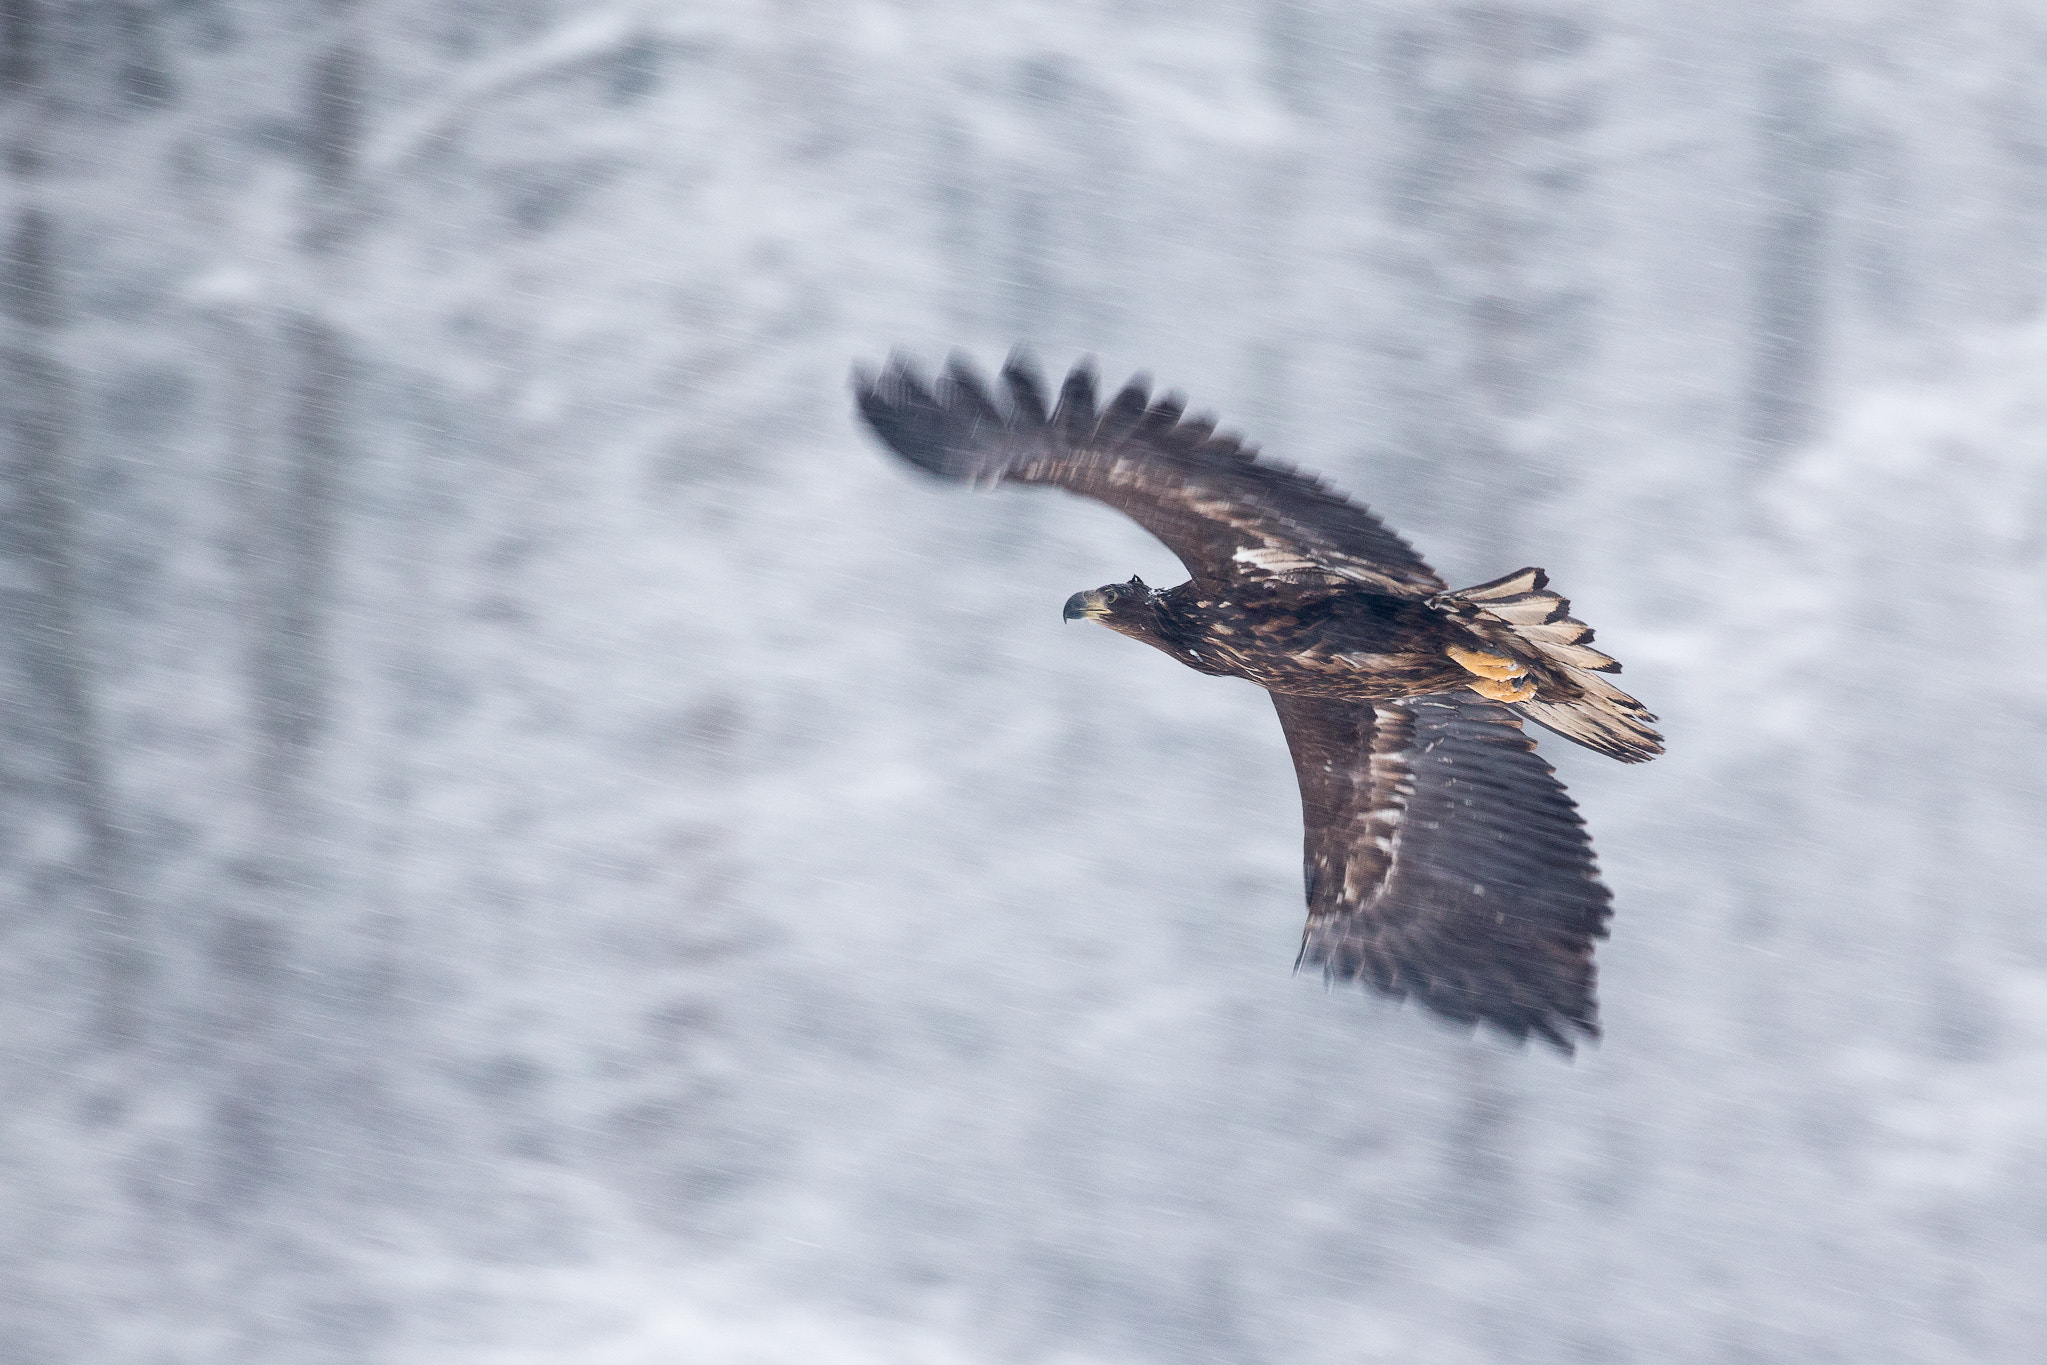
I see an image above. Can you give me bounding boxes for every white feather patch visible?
[1459,567,1544,600]
[1233,544,1320,575]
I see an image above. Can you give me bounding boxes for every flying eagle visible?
[853,353,1661,1052]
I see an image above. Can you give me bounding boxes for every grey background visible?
[3,1,2045,1360]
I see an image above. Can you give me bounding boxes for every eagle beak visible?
[1063,590,1108,622]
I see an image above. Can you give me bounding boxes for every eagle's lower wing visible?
[1271,691,1611,1051]
[854,353,1443,596]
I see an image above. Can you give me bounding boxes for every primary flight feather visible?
[853,351,1661,1053]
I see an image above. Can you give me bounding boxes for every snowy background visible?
[3,1,2046,1360]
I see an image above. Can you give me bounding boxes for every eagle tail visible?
[1437,568,1664,763]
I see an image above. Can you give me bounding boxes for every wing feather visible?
[1271,691,1611,1051]
[854,352,1443,595]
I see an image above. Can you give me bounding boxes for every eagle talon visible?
[1446,644,1527,681]
[1469,675,1537,703]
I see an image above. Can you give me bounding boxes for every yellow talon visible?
[1446,644,1527,681]
[1469,675,1537,703]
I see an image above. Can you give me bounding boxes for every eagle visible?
[853,352,1661,1052]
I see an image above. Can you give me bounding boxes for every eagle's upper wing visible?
[854,353,1443,596]
[1271,690,1611,1051]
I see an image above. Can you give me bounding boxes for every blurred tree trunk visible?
[207,5,368,1219]
[1381,4,1601,576]
[1742,50,1832,476]
[258,11,362,842]
[0,0,143,1049]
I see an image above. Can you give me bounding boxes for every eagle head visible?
[1063,575,1152,624]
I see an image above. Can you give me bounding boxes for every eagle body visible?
[1087,581,1479,701]
[854,352,1663,1053]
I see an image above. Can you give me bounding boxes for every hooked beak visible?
[1063,590,1108,622]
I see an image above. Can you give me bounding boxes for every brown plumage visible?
[853,351,1662,1052]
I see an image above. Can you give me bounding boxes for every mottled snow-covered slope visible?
[4,3,2047,1363]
